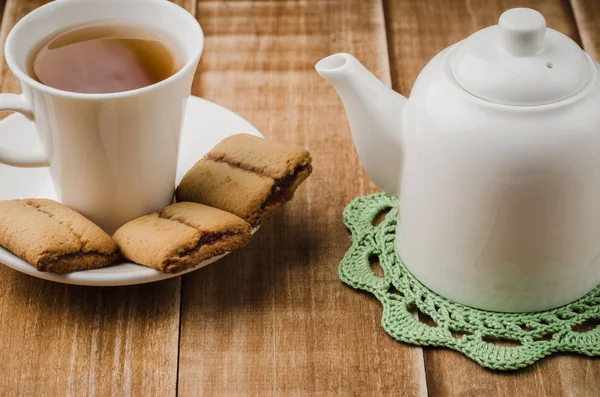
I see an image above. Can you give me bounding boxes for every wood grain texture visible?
[0,1,196,395]
[571,0,600,59]
[177,0,427,395]
[384,0,581,97]
[0,0,598,396]
[0,276,180,396]
[385,0,600,396]
[172,0,196,17]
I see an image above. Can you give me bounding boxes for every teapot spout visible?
[316,53,407,196]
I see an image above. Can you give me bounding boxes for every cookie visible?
[176,134,312,226]
[0,198,119,273]
[112,202,252,274]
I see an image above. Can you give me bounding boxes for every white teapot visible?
[316,8,600,312]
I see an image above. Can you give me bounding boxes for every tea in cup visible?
[0,0,203,233]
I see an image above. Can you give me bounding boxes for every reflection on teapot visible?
[316,8,600,312]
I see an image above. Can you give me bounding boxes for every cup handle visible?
[0,93,49,167]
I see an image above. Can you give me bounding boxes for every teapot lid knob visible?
[499,8,546,56]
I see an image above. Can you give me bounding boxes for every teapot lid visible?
[450,8,591,106]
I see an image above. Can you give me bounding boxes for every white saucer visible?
[0,96,262,286]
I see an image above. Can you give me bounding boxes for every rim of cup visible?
[4,0,204,100]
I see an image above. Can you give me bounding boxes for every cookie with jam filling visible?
[112,202,251,274]
[0,198,119,273]
[175,134,312,227]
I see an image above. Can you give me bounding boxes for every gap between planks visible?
[379,0,429,395]
[174,0,196,394]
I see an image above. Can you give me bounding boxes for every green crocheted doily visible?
[340,193,600,370]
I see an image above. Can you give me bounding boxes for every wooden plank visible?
[172,0,196,17]
[177,0,427,395]
[0,276,181,396]
[385,0,581,97]
[571,0,600,59]
[0,1,196,395]
[385,0,600,396]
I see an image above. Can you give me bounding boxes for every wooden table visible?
[1,0,599,395]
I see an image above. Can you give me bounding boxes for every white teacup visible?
[0,0,203,233]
